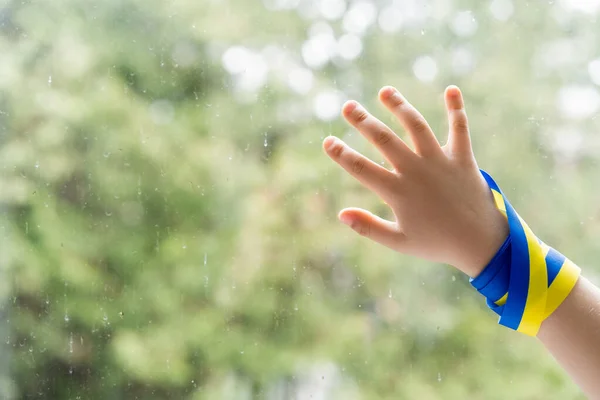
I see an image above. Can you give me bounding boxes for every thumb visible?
[338,208,405,250]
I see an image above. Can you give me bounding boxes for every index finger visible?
[323,136,396,199]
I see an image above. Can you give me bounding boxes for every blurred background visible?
[1,0,600,398]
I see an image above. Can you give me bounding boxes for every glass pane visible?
[1,0,598,398]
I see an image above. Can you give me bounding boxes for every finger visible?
[342,100,416,171]
[338,207,406,250]
[444,85,474,161]
[379,86,443,158]
[323,136,396,198]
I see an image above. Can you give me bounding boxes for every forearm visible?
[537,276,600,398]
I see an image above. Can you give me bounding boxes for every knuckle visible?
[354,110,369,124]
[376,130,392,146]
[352,158,365,174]
[452,117,469,133]
[412,118,430,134]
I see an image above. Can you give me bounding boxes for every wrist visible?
[459,172,510,277]
[470,235,511,315]
[458,214,509,278]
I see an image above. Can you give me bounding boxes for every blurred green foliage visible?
[1,0,599,398]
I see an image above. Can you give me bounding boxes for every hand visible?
[323,86,508,277]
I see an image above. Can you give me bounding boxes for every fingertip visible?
[338,212,354,226]
[338,207,363,226]
[379,86,397,100]
[445,85,464,110]
[323,135,333,148]
[323,136,338,152]
[379,86,406,108]
[338,206,355,215]
[342,100,358,116]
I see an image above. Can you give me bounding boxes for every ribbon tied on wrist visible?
[470,170,581,337]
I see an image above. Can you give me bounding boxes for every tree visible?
[0,0,597,398]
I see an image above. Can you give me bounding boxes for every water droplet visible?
[48,76,52,86]
[437,372,442,382]
[264,135,268,147]
[240,350,244,354]
[69,334,73,353]
[388,289,392,298]
[103,152,111,158]
[105,211,112,217]
[204,253,207,266]
[64,314,70,322]
[451,275,456,282]
[34,161,39,169]
[182,244,187,249]
[103,315,108,322]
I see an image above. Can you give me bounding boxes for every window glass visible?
[1,0,599,398]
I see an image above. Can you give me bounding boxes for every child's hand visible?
[323,86,508,277]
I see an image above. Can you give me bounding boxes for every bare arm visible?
[538,276,600,398]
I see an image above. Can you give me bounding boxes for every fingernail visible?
[339,214,353,226]
[324,136,339,151]
[389,90,402,102]
[353,103,365,116]
[343,100,358,114]
[381,86,397,99]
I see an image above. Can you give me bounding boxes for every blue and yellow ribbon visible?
[471,170,581,336]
